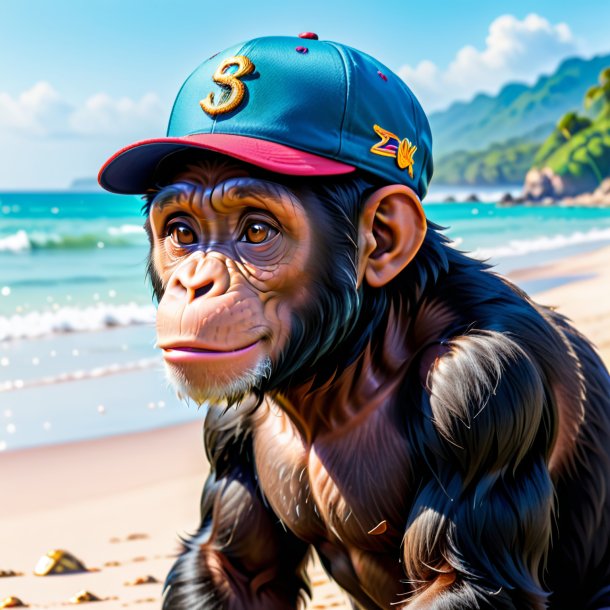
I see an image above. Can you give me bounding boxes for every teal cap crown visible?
[99,35,433,198]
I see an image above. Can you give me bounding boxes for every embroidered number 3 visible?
[200,56,255,117]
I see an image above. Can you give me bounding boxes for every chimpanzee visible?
[99,34,610,609]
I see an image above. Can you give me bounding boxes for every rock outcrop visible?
[523,167,602,202]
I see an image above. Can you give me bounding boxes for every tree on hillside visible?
[585,67,610,118]
[557,111,592,140]
[554,110,603,184]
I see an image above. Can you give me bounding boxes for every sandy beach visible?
[1,245,609,609]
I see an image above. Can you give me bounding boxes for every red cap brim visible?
[98,133,356,194]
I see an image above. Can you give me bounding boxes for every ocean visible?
[2,190,610,451]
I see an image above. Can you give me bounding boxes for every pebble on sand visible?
[124,574,159,586]
[34,550,87,576]
[69,591,101,604]
[126,532,149,541]
[0,598,27,608]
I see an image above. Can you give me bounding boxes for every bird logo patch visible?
[370,124,417,178]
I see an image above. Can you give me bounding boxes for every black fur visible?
[147,163,610,608]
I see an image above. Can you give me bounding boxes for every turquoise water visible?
[0,192,149,326]
[1,191,610,451]
[2,192,610,326]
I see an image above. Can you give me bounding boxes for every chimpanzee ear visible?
[357,185,427,288]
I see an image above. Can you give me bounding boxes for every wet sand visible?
[510,244,610,364]
[1,245,609,608]
[0,421,349,608]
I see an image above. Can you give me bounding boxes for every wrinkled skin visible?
[151,162,314,405]
[147,157,610,609]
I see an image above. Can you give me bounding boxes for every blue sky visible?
[1,0,610,189]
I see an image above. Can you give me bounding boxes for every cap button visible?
[298,32,319,40]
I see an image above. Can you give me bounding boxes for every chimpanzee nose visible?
[193,284,213,299]
[168,253,230,302]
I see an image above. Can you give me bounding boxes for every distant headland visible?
[69,177,102,192]
[430,52,610,206]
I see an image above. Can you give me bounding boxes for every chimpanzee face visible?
[148,161,317,405]
[145,156,426,405]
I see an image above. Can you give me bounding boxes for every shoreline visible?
[508,244,610,364]
[426,184,610,207]
[0,421,348,608]
[1,245,609,608]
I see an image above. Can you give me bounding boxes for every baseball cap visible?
[98,33,433,198]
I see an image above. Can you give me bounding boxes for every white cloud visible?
[70,92,165,137]
[399,13,579,112]
[0,82,165,139]
[0,82,72,136]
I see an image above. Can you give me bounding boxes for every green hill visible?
[433,137,539,186]
[528,69,610,197]
[541,119,610,185]
[429,53,610,158]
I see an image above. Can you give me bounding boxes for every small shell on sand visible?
[126,533,149,541]
[0,598,27,608]
[69,591,101,604]
[131,556,147,563]
[110,533,149,543]
[34,550,87,576]
[124,575,159,586]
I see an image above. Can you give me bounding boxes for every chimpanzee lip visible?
[161,340,261,355]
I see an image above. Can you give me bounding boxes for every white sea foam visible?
[0,230,32,252]
[0,226,144,252]
[467,227,610,260]
[0,303,156,341]
[0,230,71,252]
[107,224,145,236]
[425,186,522,203]
[0,357,161,393]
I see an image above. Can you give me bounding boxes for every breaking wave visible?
[0,357,161,393]
[0,225,145,253]
[466,227,610,259]
[0,303,155,341]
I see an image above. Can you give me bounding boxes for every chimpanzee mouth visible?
[171,344,256,353]
[161,340,262,359]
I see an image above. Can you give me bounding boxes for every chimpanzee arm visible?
[162,404,311,610]
[404,330,555,610]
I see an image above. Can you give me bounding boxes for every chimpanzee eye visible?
[167,222,197,246]
[240,221,278,244]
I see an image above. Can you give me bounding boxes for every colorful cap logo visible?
[98,35,433,198]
